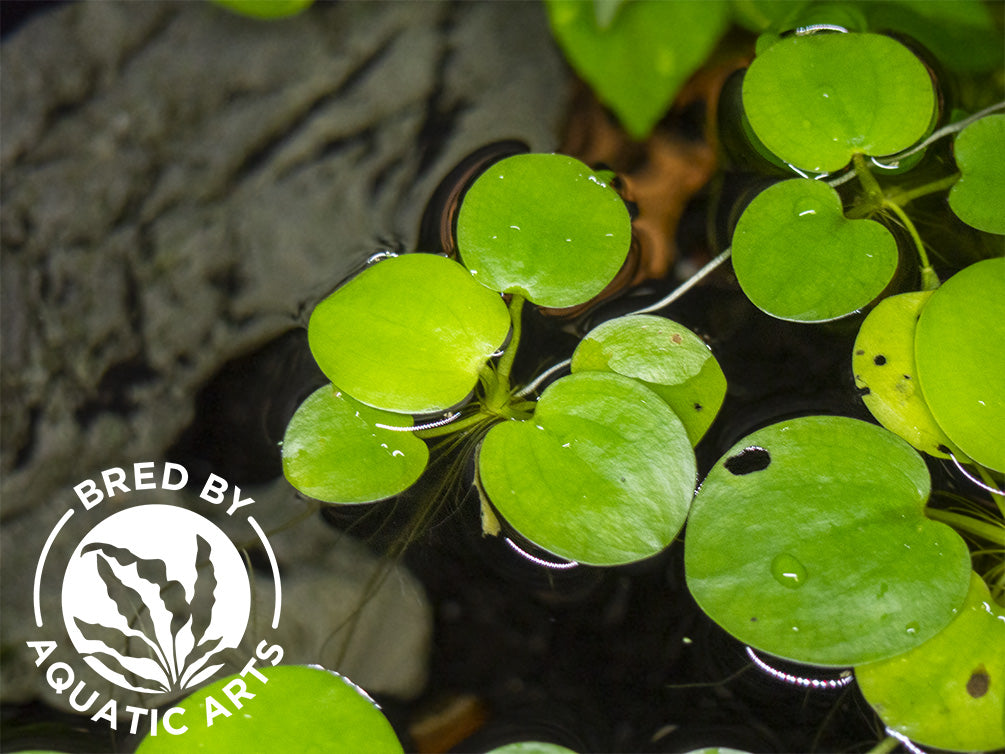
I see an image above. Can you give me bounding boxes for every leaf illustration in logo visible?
[84,542,193,687]
[90,553,172,674]
[177,535,228,689]
[184,662,226,691]
[79,530,240,693]
[180,637,226,689]
[83,542,192,641]
[73,617,171,693]
[184,536,218,659]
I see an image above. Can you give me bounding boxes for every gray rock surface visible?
[1,0,571,708]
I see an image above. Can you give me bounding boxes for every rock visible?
[1,0,571,708]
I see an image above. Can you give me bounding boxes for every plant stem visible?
[853,153,885,207]
[883,199,940,289]
[926,507,1005,544]
[515,358,572,398]
[976,465,1005,520]
[887,99,1005,162]
[495,294,524,390]
[853,154,939,289]
[889,172,960,205]
[631,246,733,315]
[415,412,491,439]
[865,736,900,754]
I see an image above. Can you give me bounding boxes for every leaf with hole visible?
[732,179,898,321]
[478,372,695,566]
[685,415,971,666]
[852,291,967,460]
[856,572,1005,752]
[456,153,631,308]
[135,665,403,753]
[949,114,1005,235]
[544,0,729,139]
[742,32,936,173]
[571,315,726,445]
[915,257,1005,472]
[282,385,429,504]
[308,253,510,414]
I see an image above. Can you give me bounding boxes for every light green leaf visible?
[282,385,429,504]
[915,257,1005,472]
[949,114,1005,235]
[486,743,579,754]
[456,154,631,308]
[685,416,971,666]
[135,665,403,753]
[856,572,1005,752]
[742,32,936,173]
[212,0,314,19]
[732,179,898,321]
[479,372,695,566]
[307,253,510,414]
[571,314,726,445]
[544,0,729,139]
[852,291,967,460]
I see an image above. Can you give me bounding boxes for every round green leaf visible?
[136,665,403,753]
[571,314,726,445]
[308,253,510,414]
[732,179,898,321]
[479,372,696,566]
[742,32,936,173]
[282,385,429,504]
[852,291,967,460]
[949,114,1005,235]
[486,743,579,754]
[456,154,631,308]
[915,257,1005,473]
[212,0,314,19]
[857,572,1005,752]
[545,0,729,139]
[685,416,971,666]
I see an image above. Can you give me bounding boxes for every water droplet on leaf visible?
[794,198,822,218]
[771,553,808,588]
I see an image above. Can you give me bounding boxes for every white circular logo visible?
[61,504,251,695]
